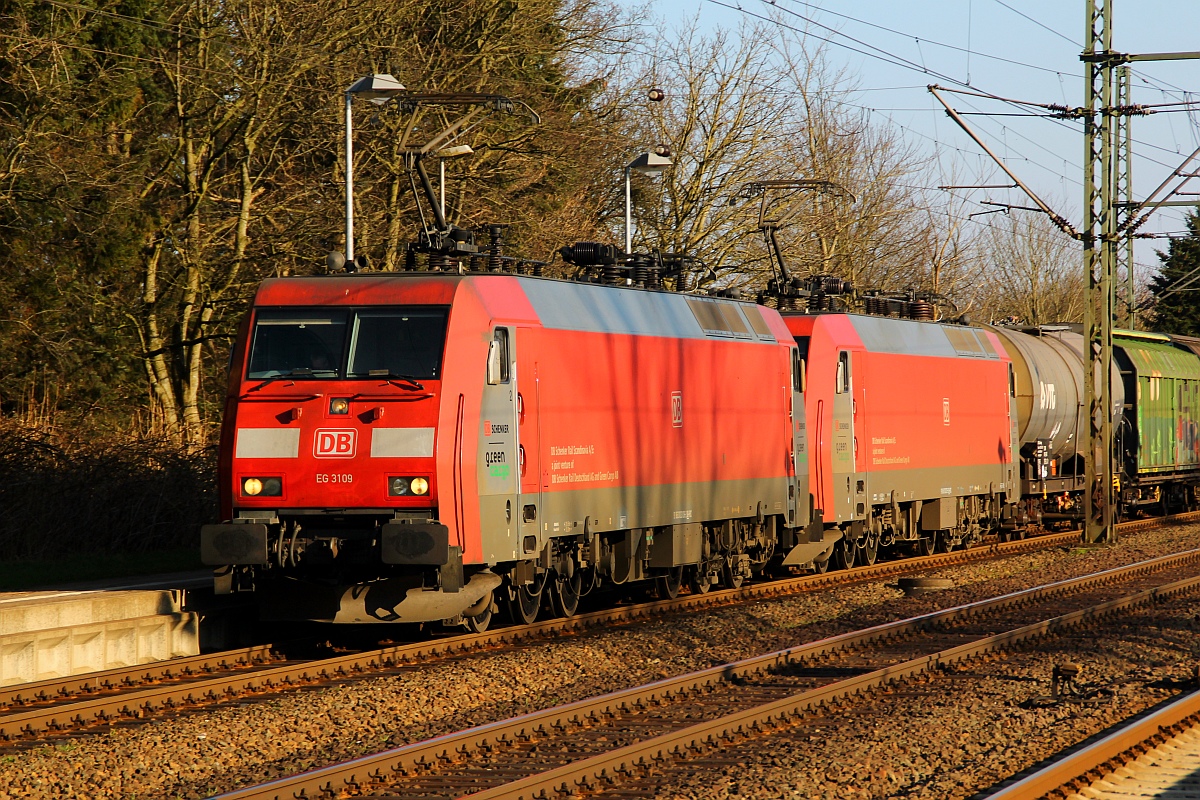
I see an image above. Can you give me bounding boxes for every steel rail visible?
[466,574,1200,800]
[985,689,1200,799]
[207,549,1200,800]
[0,645,278,709]
[2,513,1195,742]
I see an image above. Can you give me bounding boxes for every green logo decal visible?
[489,463,511,479]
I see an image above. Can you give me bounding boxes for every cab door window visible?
[835,351,850,394]
[487,328,510,384]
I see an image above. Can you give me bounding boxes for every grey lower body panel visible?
[838,464,1011,514]
[479,476,791,562]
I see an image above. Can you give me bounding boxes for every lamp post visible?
[624,151,672,252]
[344,74,406,263]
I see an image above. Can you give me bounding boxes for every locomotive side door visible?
[515,328,543,557]
[478,327,521,561]
[850,350,868,520]
[830,350,859,523]
[791,347,809,528]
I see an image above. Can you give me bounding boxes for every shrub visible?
[0,419,216,560]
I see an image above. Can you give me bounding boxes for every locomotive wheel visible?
[465,601,493,633]
[915,536,933,556]
[722,556,745,590]
[811,554,831,573]
[832,536,857,570]
[656,566,684,600]
[933,530,951,553]
[859,535,879,566]
[689,562,715,595]
[550,570,582,618]
[506,574,545,625]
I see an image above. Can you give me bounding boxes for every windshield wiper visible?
[246,368,338,393]
[367,369,426,390]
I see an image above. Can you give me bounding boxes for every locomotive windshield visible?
[346,310,448,379]
[247,310,348,378]
[246,307,448,380]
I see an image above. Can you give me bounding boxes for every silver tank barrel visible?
[986,325,1124,463]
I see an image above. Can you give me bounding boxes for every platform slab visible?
[0,590,199,686]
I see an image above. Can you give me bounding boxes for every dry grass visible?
[0,418,216,561]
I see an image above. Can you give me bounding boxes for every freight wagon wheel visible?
[832,536,856,570]
[550,570,582,618]
[506,574,545,625]
[656,567,684,600]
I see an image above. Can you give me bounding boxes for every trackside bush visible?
[0,420,215,561]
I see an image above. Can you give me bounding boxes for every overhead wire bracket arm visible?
[928,85,1080,239]
[1119,141,1200,234]
[980,200,1047,213]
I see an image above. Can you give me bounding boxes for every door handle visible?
[519,445,527,477]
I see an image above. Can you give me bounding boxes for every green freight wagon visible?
[1114,330,1200,513]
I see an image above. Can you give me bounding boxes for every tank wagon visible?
[986,325,1124,524]
[201,272,812,627]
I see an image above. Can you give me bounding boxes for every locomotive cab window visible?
[835,351,851,394]
[247,307,448,380]
[793,336,810,393]
[247,311,348,379]
[346,309,449,380]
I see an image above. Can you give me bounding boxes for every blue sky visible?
[626,0,1200,275]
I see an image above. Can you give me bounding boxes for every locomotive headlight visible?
[241,477,282,497]
[329,397,350,415]
[388,476,430,497]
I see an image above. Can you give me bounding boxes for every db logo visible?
[484,420,492,436]
[670,391,683,428]
[314,429,357,458]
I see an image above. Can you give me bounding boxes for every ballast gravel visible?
[0,524,1197,799]
[641,598,1200,800]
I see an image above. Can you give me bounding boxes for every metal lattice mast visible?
[1115,65,1136,328]
[1082,0,1116,544]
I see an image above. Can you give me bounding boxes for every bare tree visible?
[612,16,947,301]
[970,208,1083,325]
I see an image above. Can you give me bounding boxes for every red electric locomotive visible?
[779,311,1020,568]
[201,271,812,627]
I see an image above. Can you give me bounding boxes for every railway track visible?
[205,543,1200,799]
[985,688,1200,799]
[1,513,1195,744]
